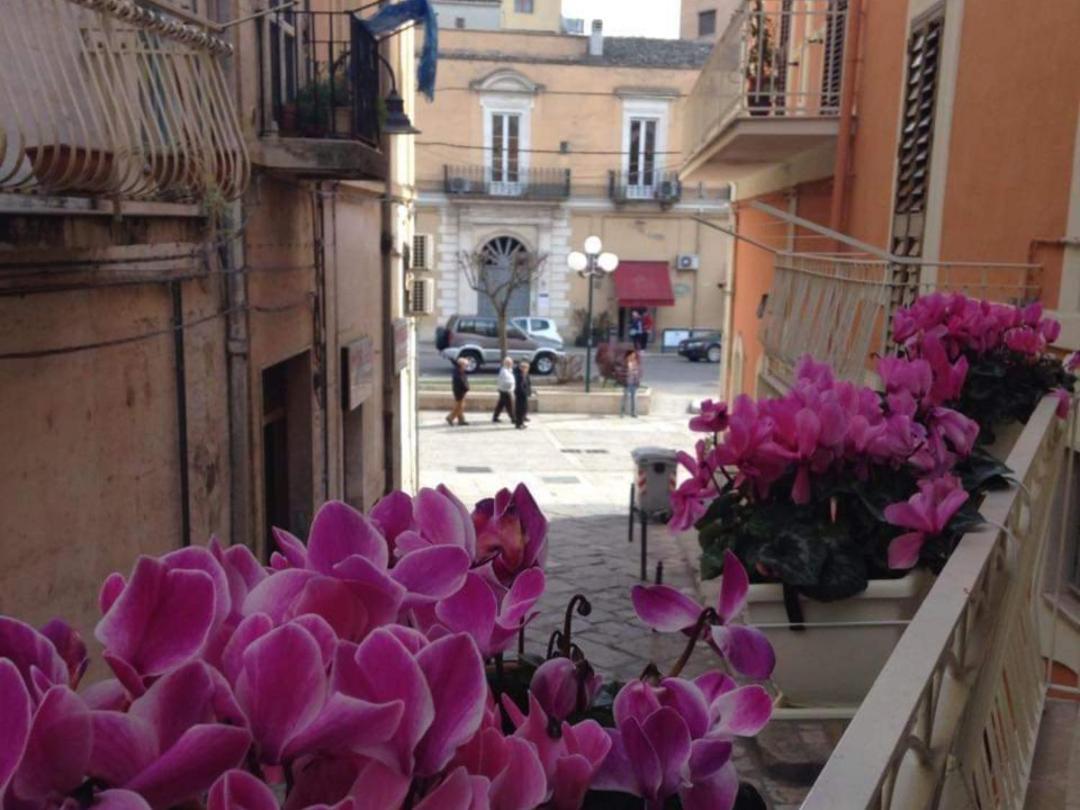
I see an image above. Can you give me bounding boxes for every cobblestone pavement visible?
[419,408,845,809]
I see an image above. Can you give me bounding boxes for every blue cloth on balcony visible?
[360,0,439,101]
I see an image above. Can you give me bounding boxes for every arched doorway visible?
[476,236,530,320]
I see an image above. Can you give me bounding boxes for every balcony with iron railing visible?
[608,170,683,206]
[442,165,571,201]
[681,0,849,182]
[251,8,385,180]
[0,0,249,203]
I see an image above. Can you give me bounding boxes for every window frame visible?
[698,9,717,37]
[482,95,532,192]
[514,0,535,13]
[621,98,669,195]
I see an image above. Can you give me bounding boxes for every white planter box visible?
[736,570,934,707]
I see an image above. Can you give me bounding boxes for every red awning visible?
[614,261,675,307]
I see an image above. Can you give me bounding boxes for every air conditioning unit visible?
[412,233,433,270]
[675,254,700,272]
[448,176,472,194]
[657,180,681,201]
[409,277,435,315]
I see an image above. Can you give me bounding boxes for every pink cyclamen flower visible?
[689,400,730,434]
[884,475,970,569]
[631,550,775,680]
[501,691,612,810]
[594,674,771,810]
[1054,388,1071,419]
[370,486,478,561]
[529,656,603,723]
[472,483,548,585]
[1004,326,1045,356]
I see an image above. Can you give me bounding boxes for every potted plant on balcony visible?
[295,71,353,138]
[891,293,1075,457]
[672,353,1012,706]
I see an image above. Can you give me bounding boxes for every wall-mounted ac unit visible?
[412,233,433,270]
[448,177,472,194]
[657,180,681,202]
[409,277,435,315]
[675,254,700,271]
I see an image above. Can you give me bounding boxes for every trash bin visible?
[631,446,679,520]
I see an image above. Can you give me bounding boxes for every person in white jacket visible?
[492,356,516,423]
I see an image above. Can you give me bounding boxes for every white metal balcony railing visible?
[683,0,849,165]
[760,252,1043,384]
[0,0,249,202]
[803,394,1074,810]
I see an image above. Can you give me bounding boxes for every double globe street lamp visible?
[568,236,619,393]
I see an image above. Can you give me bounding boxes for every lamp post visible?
[568,236,619,393]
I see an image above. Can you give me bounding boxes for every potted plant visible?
[0,483,777,810]
[672,352,1011,706]
[295,71,353,138]
[891,293,1075,456]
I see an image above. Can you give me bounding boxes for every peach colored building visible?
[0,0,419,644]
[680,0,741,42]
[680,0,1080,682]
[411,19,732,355]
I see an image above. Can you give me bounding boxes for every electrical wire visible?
[0,295,314,361]
[415,140,684,156]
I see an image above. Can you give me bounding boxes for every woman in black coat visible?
[446,358,470,426]
[513,361,531,429]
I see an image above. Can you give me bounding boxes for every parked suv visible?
[436,315,563,375]
[510,316,564,347]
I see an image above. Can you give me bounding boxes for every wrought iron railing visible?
[760,252,1043,385]
[258,9,380,147]
[608,170,682,205]
[683,0,849,165]
[802,394,1073,809]
[443,165,571,200]
[0,0,249,201]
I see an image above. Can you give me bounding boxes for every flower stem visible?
[668,608,717,678]
[560,594,592,658]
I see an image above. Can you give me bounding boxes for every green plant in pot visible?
[295,70,353,137]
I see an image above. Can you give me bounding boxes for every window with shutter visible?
[891,14,943,263]
[820,0,848,111]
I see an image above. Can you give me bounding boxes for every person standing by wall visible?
[628,309,644,351]
[513,360,531,429]
[621,349,642,418]
[642,311,654,350]
[493,356,516,423]
[446,357,471,426]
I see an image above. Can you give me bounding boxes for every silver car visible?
[437,315,562,375]
[510,316,564,348]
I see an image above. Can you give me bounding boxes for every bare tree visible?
[460,244,548,360]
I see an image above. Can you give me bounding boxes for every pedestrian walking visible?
[513,360,531,429]
[628,310,644,351]
[621,349,642,418]
[446,357,470,426]
[492,356,516,423]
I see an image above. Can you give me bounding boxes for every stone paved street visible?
[419,403,846,809]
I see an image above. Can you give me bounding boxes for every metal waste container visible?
[631,446,679,520]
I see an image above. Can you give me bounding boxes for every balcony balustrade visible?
[0,0,249,201]
[803,393,1074,809]
[253,8,384,179]
[607,170,682,206]
[442,165,571,201]
[760,251,1042,386]
[682,0,850,180]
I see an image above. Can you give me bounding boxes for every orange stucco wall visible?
[937,0,1080,309]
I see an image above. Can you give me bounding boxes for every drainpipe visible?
[171,280,192,546]
[828,0,865,237]
[222,203,253,549]
[311,183,331,502]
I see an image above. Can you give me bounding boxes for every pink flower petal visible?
[99,572,126,615]
[415,488,468,552]
[208,769,278,810]
[708,684,773,737]
[552,754,595,810]
[0,617,70,692]
[488,737,547,810]
[657,677,710,739]
[414,766,476,810]
[710,625,776,680]
[0,659,31,795]
[242,569,319,622]
[391,545,471,603]
[287,576,372,643]
[621,717,662,801]
[128,661,221,751]
[642,707,692,798]
[631,585,702,633]
[329,556,407,633]
[236,623,326,764]
[335,629,435,774]
[530,658,578,722]
[271,528,309,569]
[716,550,750,623]
[13,686,91,803]
[221,613,275,686]
[95,557,217,677]
[38,619,88,689]
[591,728,633,794]
[93,790,154,810]
[88,711,157,787]
[414,634,487,777]
[496,567,545,630]
[281,692,403,762]
[370,491,415,546]
[688,737,733,781]
[613,680,661,728]
[888,531,926,570]
[346,758,413,810]
[308,501,389,574]
[124,724,252,809]
[434,572,497,653]
[679,760,739,810]
[693,672,736,704]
